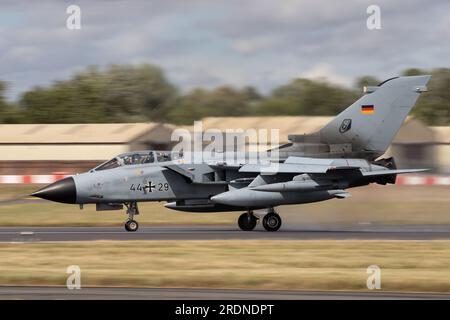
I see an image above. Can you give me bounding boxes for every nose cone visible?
[31,177,77,204]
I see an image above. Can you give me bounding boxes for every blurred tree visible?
[0,81,8,118]
[20,64,177,123]
[410,68,450,126]
[0,81,22,123]
[101,64,178,122]
[8,65,450,125]
[169,86,259,124]
[355,75,381,89]
[241,86,263,101]
[402,68,424,76]
[255,78,359,116]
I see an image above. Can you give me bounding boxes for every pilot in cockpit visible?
[142,152,154,164]
[131,153,140,164]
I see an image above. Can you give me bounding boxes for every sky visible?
[0,0,449,100]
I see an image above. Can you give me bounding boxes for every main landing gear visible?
[262,211,282,232]
[237,209,282,232]
[124,202,139,232]
[238,211,258,231]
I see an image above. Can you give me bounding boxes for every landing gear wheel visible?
[238,213,257,231]
[125,219,139,232]
[124,202,139,232]
[262,213,282,232]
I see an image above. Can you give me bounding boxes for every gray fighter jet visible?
[32,75,431,232]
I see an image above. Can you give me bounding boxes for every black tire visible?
[262,213,282,232]
[238,213,257,231]
[125,220,139,232]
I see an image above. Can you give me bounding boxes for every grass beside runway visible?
[0,201,236,226]
[0,184,449,226]
[1,240,450,292]
[0,184,237,226]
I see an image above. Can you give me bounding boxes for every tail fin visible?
[319,75,431,159]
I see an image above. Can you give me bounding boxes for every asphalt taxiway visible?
[1,224,450,242]
[1,286,449,300]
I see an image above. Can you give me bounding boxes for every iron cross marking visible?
[143,181,156,194]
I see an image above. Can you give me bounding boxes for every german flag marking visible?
[361,105,374,114]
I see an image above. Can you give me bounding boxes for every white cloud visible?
[231,36,278,54]
[0,0,449,100]
[301,63,353,87]
[169,62,248,92]
[1,46,43,64]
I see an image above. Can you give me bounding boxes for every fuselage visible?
[32,149,391,212]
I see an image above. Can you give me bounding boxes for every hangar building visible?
[0,123,175,174]
[0,117,448,175]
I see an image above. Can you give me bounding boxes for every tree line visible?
[0,64,448,125]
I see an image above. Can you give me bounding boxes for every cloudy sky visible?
[0,0,449,99]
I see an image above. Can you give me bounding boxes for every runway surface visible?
[2,224,450,242]
[1,286,449,300]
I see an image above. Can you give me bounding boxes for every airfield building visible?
[0,123,175,174]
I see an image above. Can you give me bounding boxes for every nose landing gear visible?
[124,202,139,232]
[125,219,139,232]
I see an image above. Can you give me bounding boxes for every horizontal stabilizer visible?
[361,169,429,176]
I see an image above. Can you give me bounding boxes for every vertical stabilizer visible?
[319,75,431,158]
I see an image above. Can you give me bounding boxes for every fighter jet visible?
[32,75,431,232]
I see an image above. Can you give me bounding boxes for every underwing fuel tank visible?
[211,188,349,208]
[251,180,331,192]
[165,200,247,212]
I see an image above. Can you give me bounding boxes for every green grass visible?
[0,201,237,226]
[0,185,37,201]
[0,184,449,226]
[2,240,450,292]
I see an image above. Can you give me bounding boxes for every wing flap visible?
[284,156,334,165]
[163,165,195,181]
[239,163,331,174]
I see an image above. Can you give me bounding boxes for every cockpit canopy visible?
[94,150,182,171]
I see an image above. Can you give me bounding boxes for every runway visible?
[2,224,450,242]
[1,286,449,300]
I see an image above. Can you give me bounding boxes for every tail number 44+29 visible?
[130,181,169,193]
